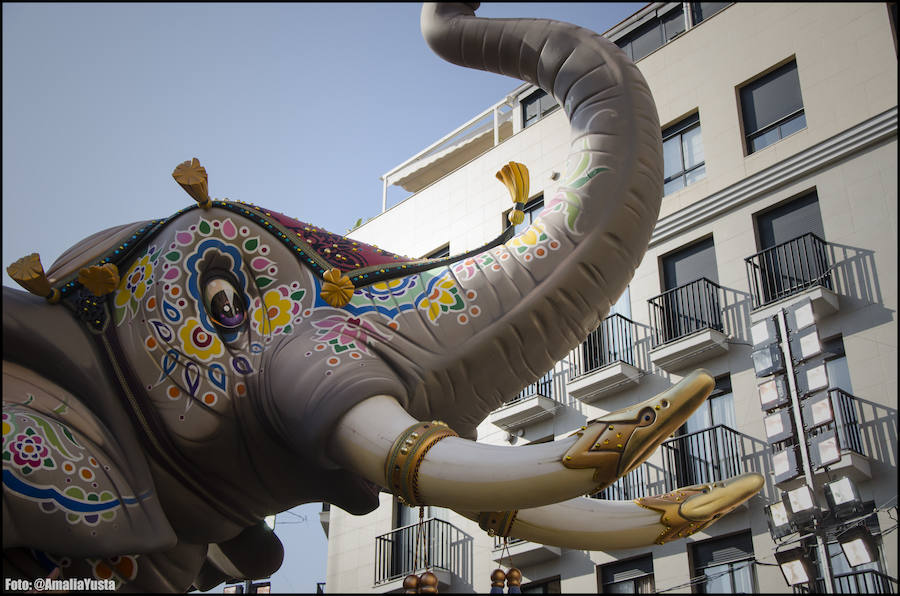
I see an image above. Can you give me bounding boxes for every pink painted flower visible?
[10,432,49,468]
[313,315,380,351]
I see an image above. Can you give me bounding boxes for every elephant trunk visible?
[400,4,663,432]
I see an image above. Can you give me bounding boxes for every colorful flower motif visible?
[312,314,382,355]
[452,252,497,281]
[8,430,53,472]
[415,271,466,323]
[114,247,158,324]
[251,286,302,336]
[184,238,250,335]
[177,318,225,361]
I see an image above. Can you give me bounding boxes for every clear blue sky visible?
[3,2,644,592]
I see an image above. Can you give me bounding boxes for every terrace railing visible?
[648,278,723,347]
[745,232,833,309]
[568,314,637,379]
[660,424,746,490]
[374,518,464,585]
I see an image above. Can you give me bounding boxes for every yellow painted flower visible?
[115,253,154,308]
[252,288,294,335]
[177,318,224,361]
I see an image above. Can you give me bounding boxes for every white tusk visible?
[328,371,714,511]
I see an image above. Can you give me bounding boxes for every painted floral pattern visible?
[416,271,466,323]
[114,247,159,323]
[252,286,304,337]
[312,314,382,357]
[7,429,52,472]
[177,318,225,361]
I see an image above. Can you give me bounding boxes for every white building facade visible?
[323,3,898,593]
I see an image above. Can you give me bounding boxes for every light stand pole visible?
[775,309,835,593]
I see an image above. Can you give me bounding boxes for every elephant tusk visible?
[328,371,714,511]
[456,472,765,550]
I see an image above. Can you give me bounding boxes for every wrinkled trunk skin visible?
[365,3,663,438]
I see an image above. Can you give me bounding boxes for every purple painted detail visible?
[184,361,200,396]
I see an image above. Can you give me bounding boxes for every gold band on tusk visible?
[385,420,458,507]
[477,510,519,538]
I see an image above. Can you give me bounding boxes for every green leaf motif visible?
[570,166,608,189]
[165,251,181,262]
[290,290,305,301]
[199,221,211,235]
[244,238,259,251]
[255,277,274,289]
[43,457,55,469]
[25,415,77,459]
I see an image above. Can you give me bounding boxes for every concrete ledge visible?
[492,539,561,567]
[649,329,729,371]
[488,394,556,430]
[750,285,839,323]
[566,361,641,404]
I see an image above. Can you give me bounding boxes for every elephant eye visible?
[204,278,246,329]
[639,408,656,426]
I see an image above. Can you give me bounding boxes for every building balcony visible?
[491,535,561,567]
[566,314,641,403]
[745,233,838,316]
[660,425,749,492]
[648,278,729,371]
[794,570,899,594]
[373,518,465,590]
[808,388,871,484]
[488,370,560,431]
[589,462,666,501]
[319,502,330,537]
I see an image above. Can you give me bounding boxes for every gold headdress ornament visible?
[172,157,213,208]
[7,253,61,303]
[496,161,530,225]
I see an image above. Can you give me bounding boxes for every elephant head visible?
[3,3,762,590]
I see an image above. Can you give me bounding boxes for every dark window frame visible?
[663,112,706,196]
[520,574,561,594]
[522,89,560,128]
[424,243,450,259]
[615,4,686,62]
[598,554,656,594]
[739,59,807,154]
[689,530,758,594]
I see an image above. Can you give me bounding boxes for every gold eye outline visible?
[204,277,246,330]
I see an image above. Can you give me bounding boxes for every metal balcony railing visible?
[829,388,866,456]
[648,278,723,347]
[660,424,746,490]
[493,535,527,549]
[568,314,637,378]
[745,232,833,309]
[794,571,899,594]
[590,463,654,500]
[374,518,463,585]
[503,367,565,406]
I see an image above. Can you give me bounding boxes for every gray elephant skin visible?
[3,3,670,590]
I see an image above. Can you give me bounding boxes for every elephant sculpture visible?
[3,3,764,591]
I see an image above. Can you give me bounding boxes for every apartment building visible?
[323,3,898,593]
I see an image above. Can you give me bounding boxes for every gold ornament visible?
[385,421,458,507]
[418,571,439,593]
[7,253,60,303]
[172,157,212,208]
[78,263,120,297]
[319,268,355,308]
[402,574,419,593]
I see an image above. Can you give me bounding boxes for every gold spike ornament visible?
[172,157,212,208]
[495,161,530,226]
[7,253,61,303]
[78,263,120,297]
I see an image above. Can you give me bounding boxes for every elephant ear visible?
[44,220,152,287]
[2,361,176,558]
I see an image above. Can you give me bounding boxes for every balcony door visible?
[660,237,719,343]
[583,287,632,372]
[755,192,828,303]
[678,376,737,486]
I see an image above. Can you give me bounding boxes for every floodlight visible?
[795,362,828,396]
[766,501,794,539]
[789,327,822,362]
[764,409,794,443]
[809,429,841,468]
[802,392,834,429]
[775,546,815,586]
[786,299,815,332]
[772,445,800,484]
[838,525,878,567]
[783,484,819,528]
[758,375,790,411]
[824,477,864,520]
[264,514,276,530]
[751,317,779,347]
[752,344,784,377]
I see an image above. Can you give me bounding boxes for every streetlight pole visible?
[775,309,835,593]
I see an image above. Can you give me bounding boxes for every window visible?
[425,244,450,259]
[522,89,559,128]
[655,237,721,344]
[678,375,739,485]
[754,191,829,304]
[521,575,561,594]
[615,4,685,62]
[822,335,852,394]
[506,194,544,235]
[740,59,806,153]
[599,555,655,594]
[663,112,706,195]
[691,2,732,25]
[691,531,757,593]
